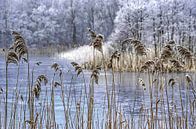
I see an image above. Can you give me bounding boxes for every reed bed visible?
[83,37,195,73]
[0,31,195,129]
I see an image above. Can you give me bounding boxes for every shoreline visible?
[0,45,68,56]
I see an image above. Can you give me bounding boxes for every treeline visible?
[0,0,118,47]
[110,0,196,55]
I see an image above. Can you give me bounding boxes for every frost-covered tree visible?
[110,0,196,55]
[0,0,120,47]
[0,0,195,51]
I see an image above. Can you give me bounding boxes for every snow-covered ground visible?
[57,43,112,63]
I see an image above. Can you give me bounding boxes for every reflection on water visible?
[0,55,195,127]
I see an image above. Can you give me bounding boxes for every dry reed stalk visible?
[88,28,112,128]
[177,46,193,69]
[121,39,147,71]
[87,66,100,129]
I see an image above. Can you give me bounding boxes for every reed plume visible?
[177,46,193,60]
[71,62,83,76]
[88,28,96,40]
[111,51,121,61]
[11,31,26,48]
[123,39,146,56]
[15,44,28,59]
[168,78,175,87]
[185,74,192,84]
[0,87,3,94]
[161,44,173,61]
[93,34,104,52]
[154,57,164,72]
[88,28,104,52]
[51,63,60,72]
[138,78,146,90]
[36,61,42,66]
[177,46,193,69]
[122,39,146,71]
[185,74,196,98]
[33,75,48,98]
[6,51,19,65]
[54,82,61,87]
[108,51,121,69]
[91,66,101,84]
[170,59,184,71]
[10,31,28,60]
[140,60,155,72]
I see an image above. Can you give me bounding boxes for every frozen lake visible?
[0,55,195,128]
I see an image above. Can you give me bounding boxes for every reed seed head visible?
[36,62,42,66]
[9,31,28,61]
[6,51,19,65]
[111,51,121,61]
[170,59,184,71]
[91,66,101,84]
[88,28,97,40]
[138,78,146,90]
[122,39,147,56]
[51,62,60,72]
[0,87,3,94]
[177,46,193,61]
[54,82,61,87]
[168,78,175,87]
[71,62,83,76]
[140,60,155,72]
[92,34,104,52]
[185,74,192,84]
[33,75,48,98]
[161,45,173,61]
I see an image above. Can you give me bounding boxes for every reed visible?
[83,38,196,73]
[0,32,195,129]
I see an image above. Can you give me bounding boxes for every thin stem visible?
[5,63,8,129]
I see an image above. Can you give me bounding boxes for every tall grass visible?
[0,31,195,129]
[84,39,195,73]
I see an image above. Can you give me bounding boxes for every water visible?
[0,55,195,128]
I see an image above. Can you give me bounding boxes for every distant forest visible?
[0,0,118,47]
[0,0,196,52]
